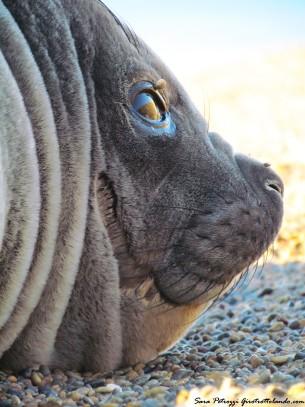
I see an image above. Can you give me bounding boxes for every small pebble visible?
[294,352,305,360]
[10,397,21,407]
[259,287,274,297]
[229,333,244,343]
[249,355,264,368]
[289,320,302,329]
[144,386,167,398]
[87,379,105,388]
[126,370,139,381]
[95,383,121,394]
[31,372,43,386]
[95,386,114,394]
[269,321,285,332]
[248,370,271,384]
[270,355,291,366]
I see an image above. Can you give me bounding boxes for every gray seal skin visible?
[0,0,283,372]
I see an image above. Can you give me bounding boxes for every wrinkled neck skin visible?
[121,287,207,365]
[120,284,225,366]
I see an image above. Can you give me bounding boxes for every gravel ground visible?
[1,261,305,406]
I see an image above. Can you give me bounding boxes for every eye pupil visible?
[129,81,175,135]
[133,92,162,121]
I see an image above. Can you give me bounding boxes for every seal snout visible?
[235,153,284,201]
[153,192,281,306]
[152,149,284,306]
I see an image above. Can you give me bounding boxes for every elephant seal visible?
[0,0,283,372]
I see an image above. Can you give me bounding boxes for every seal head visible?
[87,3,283,364]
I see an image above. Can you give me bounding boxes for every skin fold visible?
[0,0,283,372]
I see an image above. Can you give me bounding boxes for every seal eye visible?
[129,81,176,135]
[133,92,163,121]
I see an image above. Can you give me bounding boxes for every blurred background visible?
[105,0,305,262]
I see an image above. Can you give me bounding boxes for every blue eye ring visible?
[129,81,175,134]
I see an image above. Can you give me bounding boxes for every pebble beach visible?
[1,258,305,406]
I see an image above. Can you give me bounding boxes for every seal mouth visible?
[150,184,282,306]
[154,269,223,306]
[154,266,246,307]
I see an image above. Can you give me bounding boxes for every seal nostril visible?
[265,180,283,196]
